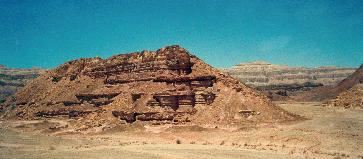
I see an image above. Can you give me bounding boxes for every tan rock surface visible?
[222,61,355,87]
[1,45,298,130]
[293,64,363,102]
[222,61,356,100]
[326,83,363,109]
[0,65,44,105]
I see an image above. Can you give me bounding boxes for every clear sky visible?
[0,0,362,69]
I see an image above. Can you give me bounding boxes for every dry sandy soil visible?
[0,102,362,159]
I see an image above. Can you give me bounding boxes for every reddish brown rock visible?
[326,83,363,109]
[2,45,298,126]
[324,65,363,109]
[0,65,45,105]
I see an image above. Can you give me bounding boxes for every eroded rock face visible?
[222,61,355,100]
[2,45,297,126]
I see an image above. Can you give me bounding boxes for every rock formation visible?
[1,45,297,128]
[222,61,355,100]
[326,83,363,109]
[293,64,363,102]
[0,65,44,104]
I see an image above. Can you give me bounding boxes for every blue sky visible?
[0,0,362,68]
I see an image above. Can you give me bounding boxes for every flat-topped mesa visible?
[3,45,297,127]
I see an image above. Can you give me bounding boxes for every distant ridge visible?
[222,61,355,87]
[0,65,45,104]
[294,64,363,102]
[221,61,356,101]
[236,61,272,65]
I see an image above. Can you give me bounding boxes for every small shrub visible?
[220,141,225,145]
[0,99,5,104]
[176,139,181,144]
[52,76,61,83]
[10,103,16,110]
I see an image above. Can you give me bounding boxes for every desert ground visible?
[0,102,362,159]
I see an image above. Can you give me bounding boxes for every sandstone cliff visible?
[1,45,297,130]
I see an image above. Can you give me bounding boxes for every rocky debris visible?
[325,83,363,109]
[238,110,260,118]
[222,61,355,100]
[112,111,195,123]
[293,64,363,102]
[75,93,119,107]
[35,109,93,118]
[112,111,137,123]
[1,45,298,129]
[0,66,45,105]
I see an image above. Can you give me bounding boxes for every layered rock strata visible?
[222,61,355,100]
[2,45,297,127]
[294,64,363,102]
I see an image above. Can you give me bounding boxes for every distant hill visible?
[0,65,45,104]
[221,61,356,100]
[293,64,363,102]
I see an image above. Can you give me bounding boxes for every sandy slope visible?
[0,102,362,159]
